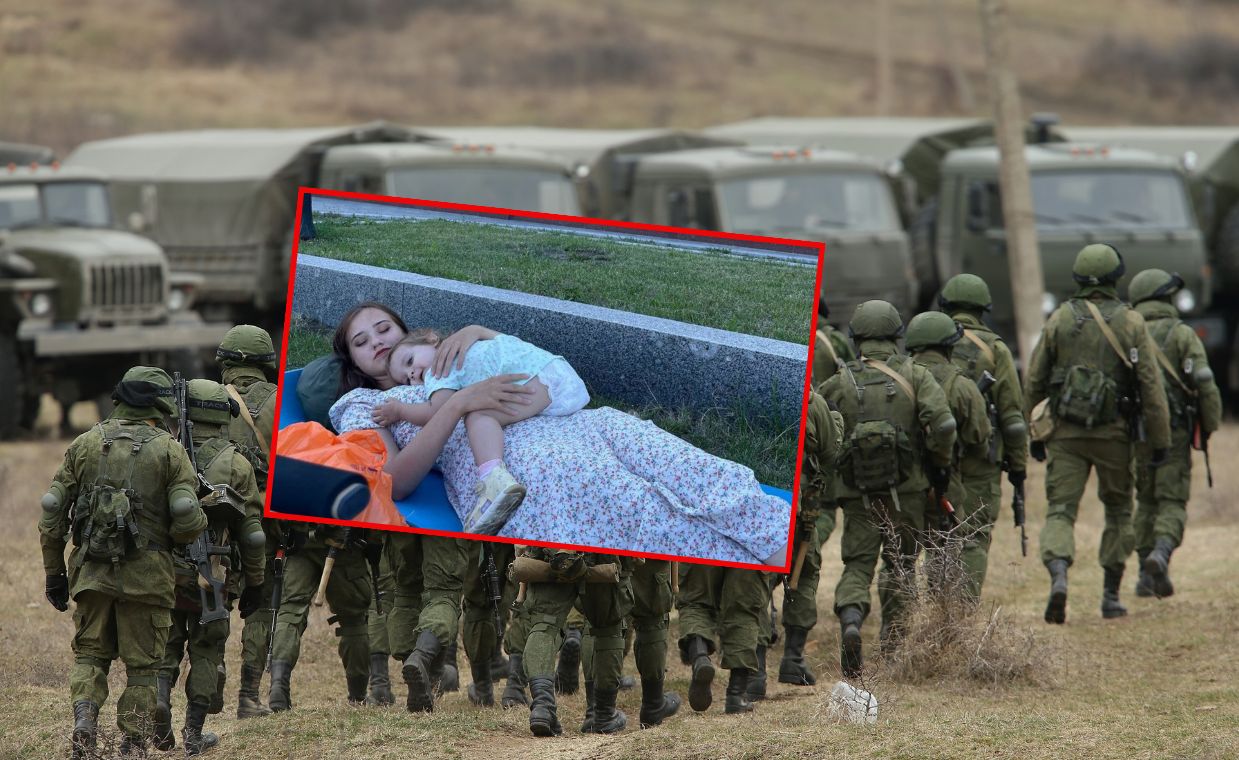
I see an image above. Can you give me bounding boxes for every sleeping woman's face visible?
[346,307,408,385]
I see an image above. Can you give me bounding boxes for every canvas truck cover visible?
[0,141,55,166]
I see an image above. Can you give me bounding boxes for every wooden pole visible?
[978,0,1044,364]
[876,0,894,115]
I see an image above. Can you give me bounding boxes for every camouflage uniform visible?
[1128,270,1223,598]
[215,325,282,719]
[907,312,994,600]
[677,564,768,714]
[818,301,956,676]
[942,274,1029,597]
[156,379,266,754]
[1024,245,1171,624]
[39,367,207,756]
[626,559,680,727]
[809,312,856,545]
[522,549,634,736]
[459,540,518,706]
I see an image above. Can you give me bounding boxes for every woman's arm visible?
[385,373,536,499]
[432,324,500,378]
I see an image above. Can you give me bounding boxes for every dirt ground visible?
[1,406,1236,759]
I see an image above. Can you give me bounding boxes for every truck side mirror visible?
[966,184,987,233]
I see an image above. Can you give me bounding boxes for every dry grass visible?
[3,417,1238,758]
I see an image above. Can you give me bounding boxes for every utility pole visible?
[978,0,1043,365]
[876,0,893,115]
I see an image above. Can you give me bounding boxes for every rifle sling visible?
[961,329,995,365]
[225,384,269,458]
[1150,330,1194,396]
[863,357,916,400]
[815,329,839,368]
[1082,300,1132,370]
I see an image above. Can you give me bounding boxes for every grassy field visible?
[3,423,1236,759]
[301,216,815,345]
[285,321,798,488]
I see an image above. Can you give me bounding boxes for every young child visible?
[371,329,590,534]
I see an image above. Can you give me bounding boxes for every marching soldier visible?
[813,301,855,385]
[154,380,266,755]
[627,559,681,727]
[39,366,207,757]
[1127,269,1222,598]
[818,300,956,675]
[677,564,767,715]
[1024,244,1171,624]
[460,541,518,707]
[939,274,1029,595]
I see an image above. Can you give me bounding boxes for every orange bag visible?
[276,421,403,526]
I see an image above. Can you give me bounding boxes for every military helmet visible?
[186,378,238,426]
[1128,268,1184,305]
[938,273,993,311]
[112,366,177,417]
[216,325,278,378]
[905,311,964,352]
[848,300,904,341]
[1072,243,1126,286]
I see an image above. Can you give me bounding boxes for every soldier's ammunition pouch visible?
[1051,365,1119,429]
[508,556,620,584]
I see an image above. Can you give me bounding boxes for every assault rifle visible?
[363,530,384,615]
[975,371,1000,464]
[266,526,286,671]
[1011,480,1028,557]
[173,372,229,624]
[482,543,504,641]
[1192,414,1214,489]
[1127,347,1147,444]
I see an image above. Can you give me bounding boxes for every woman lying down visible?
[327,301,790,566]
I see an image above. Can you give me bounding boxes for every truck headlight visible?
[1041,292,1058,317]
[29,292,52,317]
[1174,288,1195,313]
[167,287,188,312]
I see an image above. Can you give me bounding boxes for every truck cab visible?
[0,164,227,437]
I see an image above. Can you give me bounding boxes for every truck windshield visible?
[387,167,581,215]
[718,171,900,234]
[1025,170,1191,229]
[0,181,112,229]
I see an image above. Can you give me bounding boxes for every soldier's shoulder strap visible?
[1082,300,1133,370]
[961,328,995,365]
[1149,321,1193,395]
[815,329,840,367]
[225,384,269,458]
[862,356,916,401]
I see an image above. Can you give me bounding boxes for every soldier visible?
[39,366,208,757]
[905,311,993,599]
[215,325,281,719]
[938,274,1029,597]
[626,559,681,728]
[460,541,518,707]
[813,301,856,386]
[1024,244,1171,624]
[1127,269,1222,598]
[818,300,956,675]
[518,549,633,736]
[677,564,767,715]
[364,550,397,706]
[154,380,266,755]
[776,391,843,688]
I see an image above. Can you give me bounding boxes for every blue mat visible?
[278,369,792,533]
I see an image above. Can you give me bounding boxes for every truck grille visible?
[90,263,165,318]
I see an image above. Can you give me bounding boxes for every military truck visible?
[417,127,917,322]
[0,163,228,438]
[64,123,416,328]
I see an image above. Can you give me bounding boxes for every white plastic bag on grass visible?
[828,680,878,724]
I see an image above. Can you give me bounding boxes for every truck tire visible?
[0,335,27,439]
[909,196,940,311]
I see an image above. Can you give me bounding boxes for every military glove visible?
[1149,447,1169,468]
[1007,469,1026,489]
[45,574,69,612]
[238,584,265,619]
[928,466,951,496]
[1030,441,1047,462]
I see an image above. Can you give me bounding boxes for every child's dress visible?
[423,334,589,416]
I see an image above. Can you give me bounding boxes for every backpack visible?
[1053,364,1120,429]
[73,422,164,565]
[835,357,918,497]
[1049,300,1131,429]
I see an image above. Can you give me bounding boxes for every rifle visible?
[1012,480,1028,557]
[1192,416,1214,488]
[931,488,958,532]
[975,371,1000,464]
[187,530,230,624]
[482,543,504,642]
[363,530,384,616]
[1128,347,1147,444]
[312,526,353,607]
[266,527,286,671]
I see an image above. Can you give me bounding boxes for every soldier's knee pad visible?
[74,655,112,671]
[527,613,562,634]
[335,623,367,639]
[126,670,158,688]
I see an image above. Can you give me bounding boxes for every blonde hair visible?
[386,328,443,368]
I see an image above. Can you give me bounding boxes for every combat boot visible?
[685,635,715,712]
[839,606,864,679]
[501,652,530,708]
[118,735,146,757]
[527,676,563,737]
[1135,550,1156,598]
[1144,538,1176,598]
[745,645,767,701]
[1044,559,1069,625]
[237,664,272,718]
[555,627,582,695]
[589,685,628,734]
[778,625,817,686]
[153,673,175,750]
[724,668,756,714]
[209,663,226,714]
[346,672,369,705]
[183,701,220,757]
[70,700,98,760]
[468,656,495,707]
[638,676,680,728]
[436,638,459,695]
[579,680,596,733]
[1102,566,1128,619]
[402,630,442,713]
[268,660,293,712]
[365,653,394,707]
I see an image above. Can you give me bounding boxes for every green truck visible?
[0,160,228,438]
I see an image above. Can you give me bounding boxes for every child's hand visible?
[371,400,404,427]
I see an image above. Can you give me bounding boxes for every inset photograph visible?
[270,189,821,568]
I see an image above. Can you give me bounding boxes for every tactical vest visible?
[174,437,240,593]
[72,420,171,566]
[1049,299,1136,429]
[835,355,919,504]
[923,359,968,465]
[950,327,1000,458]
[226,381,275,488]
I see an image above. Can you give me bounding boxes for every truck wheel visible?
[909,197,940,310]
[0,335,27,439]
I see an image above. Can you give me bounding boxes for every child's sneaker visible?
[466,464,527,535]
